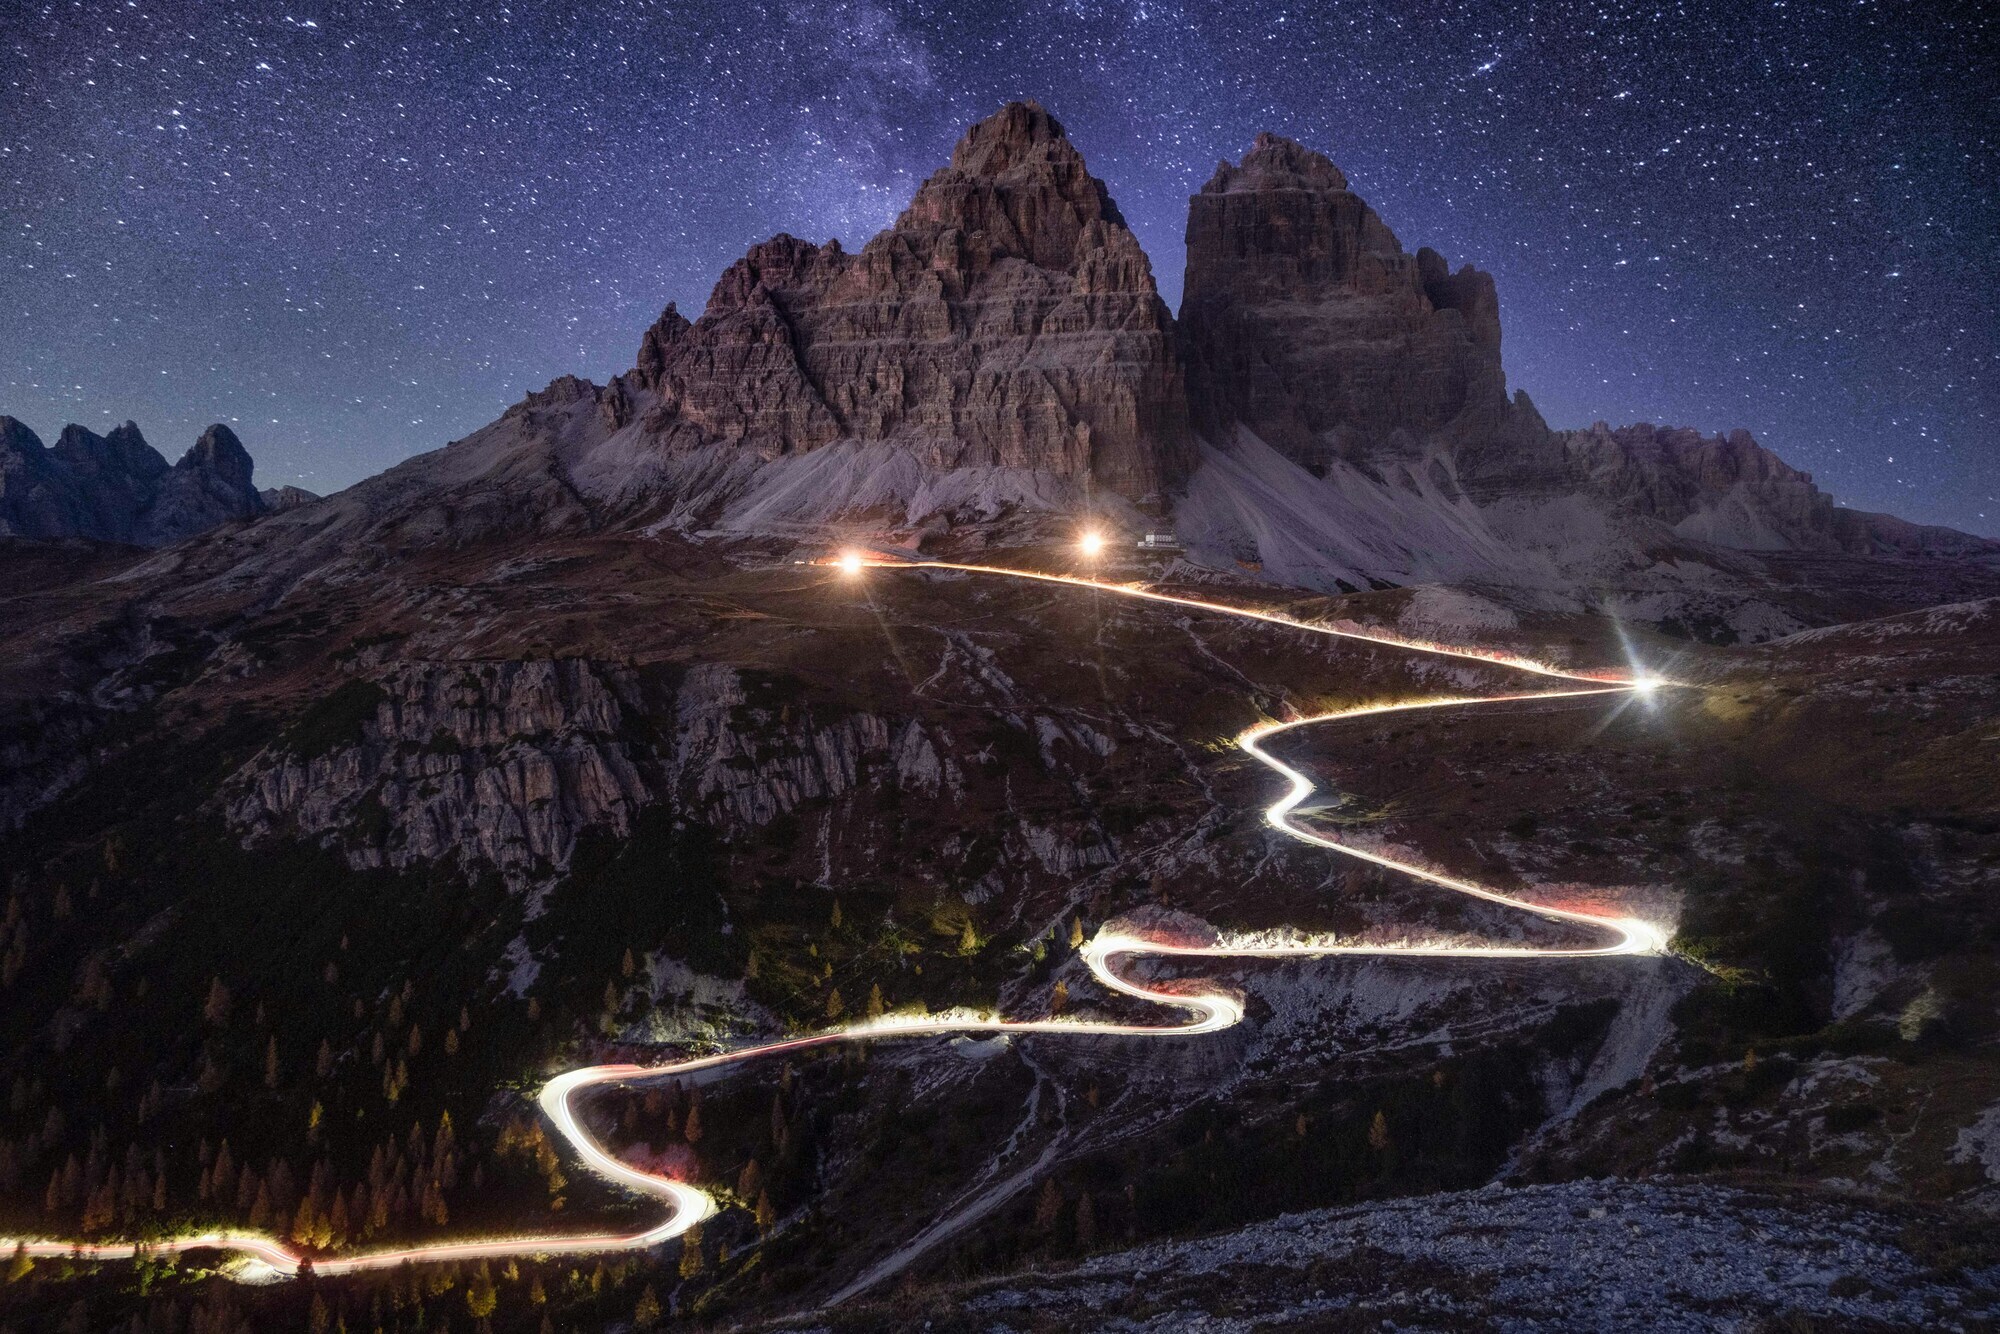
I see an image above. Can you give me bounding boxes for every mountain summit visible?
[609,100,1189,504]
[0,417,270,545]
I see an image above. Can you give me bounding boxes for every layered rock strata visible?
[623,100,1192,500]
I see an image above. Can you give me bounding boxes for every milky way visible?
[3,1,1994,534]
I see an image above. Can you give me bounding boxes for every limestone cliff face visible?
[626,100,1192,501]
[224,659,654,879]
[0,417,267,545]
[1179,133,1533,481]
[220,652,1122,892]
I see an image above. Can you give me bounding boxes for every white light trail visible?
[5,557,1672,1278]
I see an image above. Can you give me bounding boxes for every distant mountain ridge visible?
[0,417,315,546]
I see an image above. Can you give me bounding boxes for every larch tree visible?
[203,977,232,1027]
[678,1222,705,1280]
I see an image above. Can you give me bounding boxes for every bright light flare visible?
[1077,529,1106,558]
[836,550,865,576]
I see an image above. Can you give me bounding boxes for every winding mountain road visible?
[2,557,1670,1282]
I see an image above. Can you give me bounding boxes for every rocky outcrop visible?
[225,659,653,879]
[259,484,321,513]
[1179,132,1542,483]
[0,417,267,545]
[1561,421,1997,558]
[622,100,1192,501]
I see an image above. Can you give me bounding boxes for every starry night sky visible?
[4,1,1995,533]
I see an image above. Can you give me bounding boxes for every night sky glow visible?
[4,1,1995,533]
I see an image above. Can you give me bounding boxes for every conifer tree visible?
[203,977,232,1027]
[678,1223,705,1280]
[1033,1179,1062,1231]
[633,1283,662,1328]
[682,1100,703,1145]
[465,1261,498,1318]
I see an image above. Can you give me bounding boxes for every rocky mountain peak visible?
[53,421,170,481]
[600,100,1190,503]
[944,100,1090,186]
[895,99,1129,271]
[1180,132,1522,472]
[0,417,267,546]
[181,423,255,488]
[1201,131,1349,195]
[633,301,692,382]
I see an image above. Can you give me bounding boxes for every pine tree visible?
[464,1261,498,1318]
[633,1284,662,1328]
[317,1038,335,1080]
[1075,1192,1097,1249]
[249,1179,273,1229]
[958,921,978,955]
[1069,916,1084,949]
[621,948,636,979]
[1050,980,1069,1015]
[830,900,843,930]
[5,1243,30,1282]
[825,988,845,1022]
[866,983,885,1019]
[1367,1110,1392,1153]
[678,1222,705,1280]
[203,977,232,1027]
[1033,1179,1062,1231]
[755,1188,776,1236]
